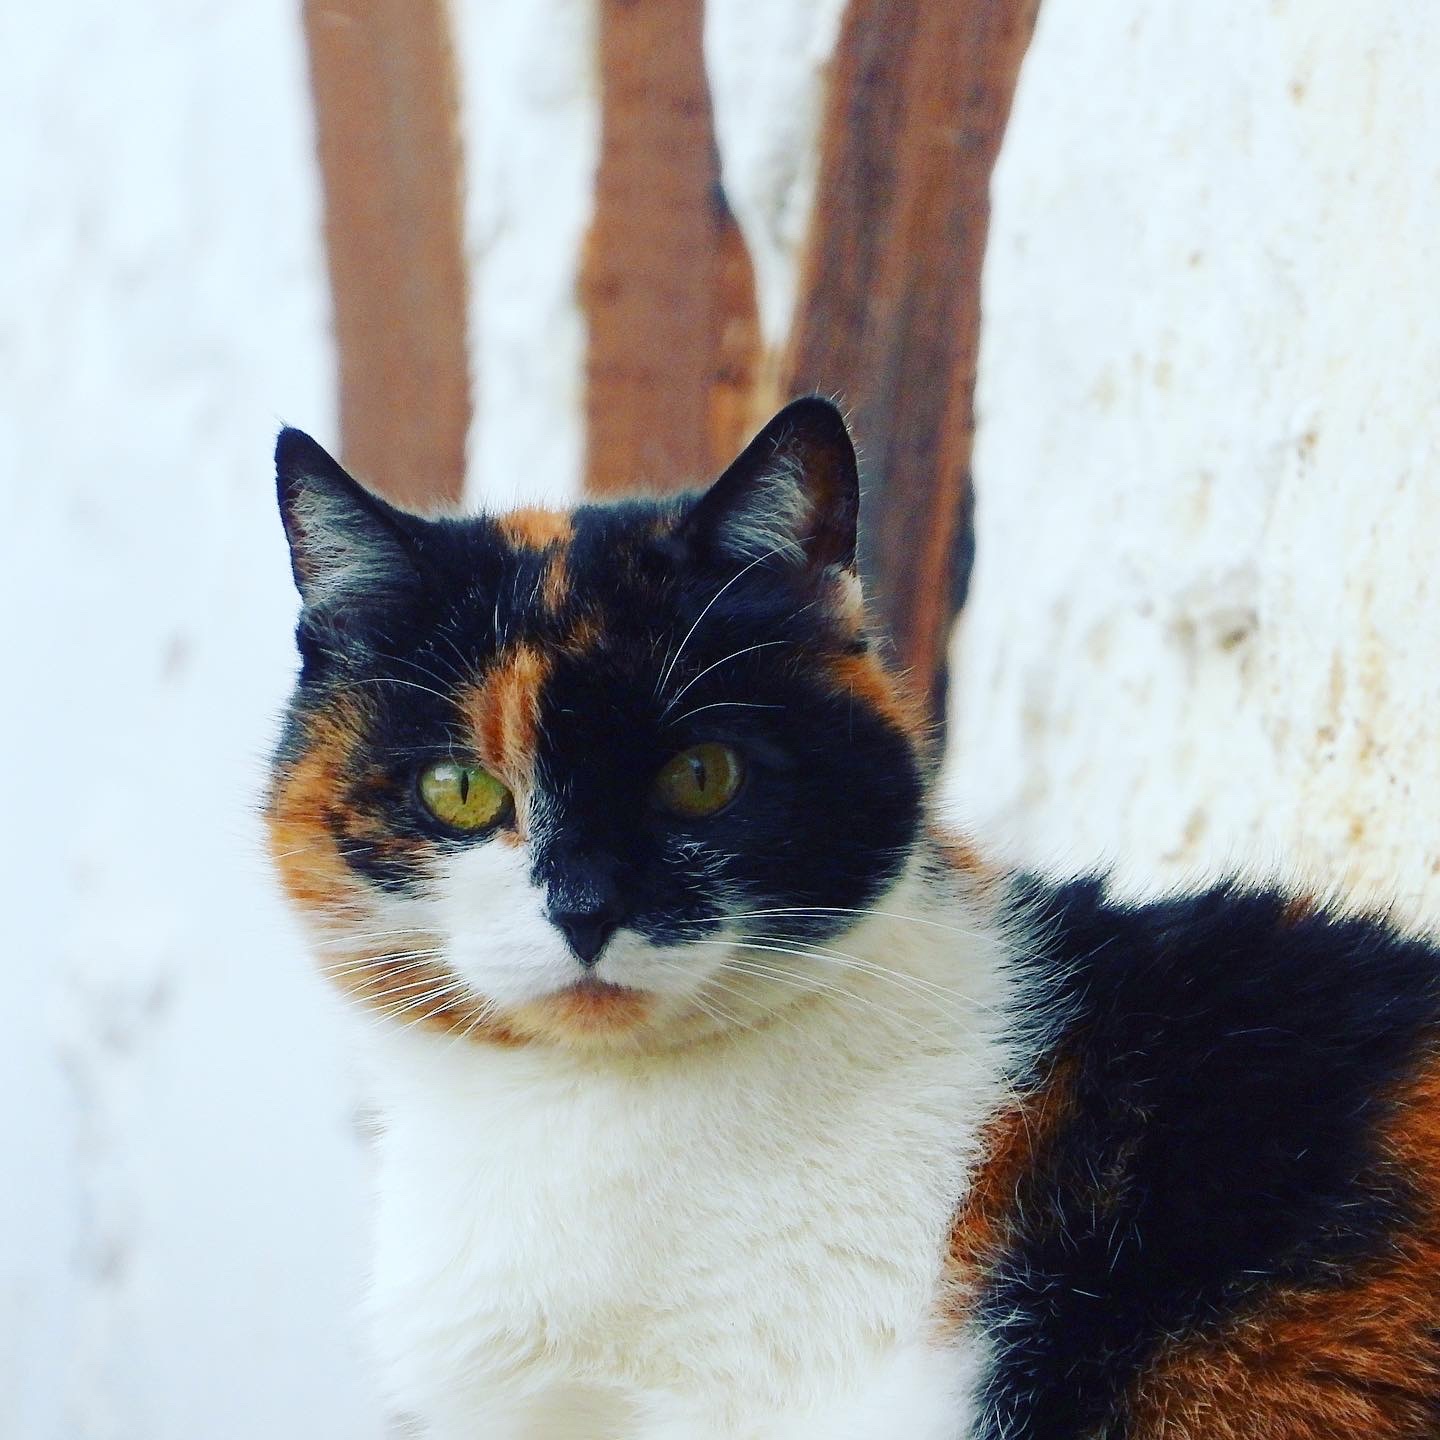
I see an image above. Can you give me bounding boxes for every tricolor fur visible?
[267,399,1440,1437]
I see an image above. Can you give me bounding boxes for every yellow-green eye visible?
[652,743,744,819]
[418,761,511,832]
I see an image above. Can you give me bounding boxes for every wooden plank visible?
[302,0,471,507]
[582,0,761,496]
[783,0,1039,715]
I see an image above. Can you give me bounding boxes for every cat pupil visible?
[690,755,707,790]
[459,770,470,805]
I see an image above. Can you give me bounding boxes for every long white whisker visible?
[654,537,804,700]
[719,954,952,1047]
[734,934,979,1009]
[659,640,790,717]
[339,675,458,706]
[665,700,784,727]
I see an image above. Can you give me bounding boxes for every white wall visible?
[9,0,1435,1435]
[1,2,379,1435]
[948,0,1440,920]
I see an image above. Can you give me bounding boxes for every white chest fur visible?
[359,911,1012,1439]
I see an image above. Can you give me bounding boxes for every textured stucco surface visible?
[9,0,1437,1435]
[2,3,381,1435]
[948,0,1440,918]
[454,0,599,510]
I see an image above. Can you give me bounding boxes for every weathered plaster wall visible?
[948,0,1440,917]
[2,3,381,1435]
[11,0,1434,1435]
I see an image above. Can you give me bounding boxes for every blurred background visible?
[4,1,1438,1435]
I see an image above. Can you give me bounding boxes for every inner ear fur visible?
[275,427,426,612]
[682,397,860,576]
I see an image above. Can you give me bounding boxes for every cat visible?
[267,397,1440,1439]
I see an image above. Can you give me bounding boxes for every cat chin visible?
[506,977,658,1043]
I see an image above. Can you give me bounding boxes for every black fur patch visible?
[272,404,923,946]
[975,877,1440,1438]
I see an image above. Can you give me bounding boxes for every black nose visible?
[548,904,623,967]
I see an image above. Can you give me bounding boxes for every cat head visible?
[266,398,930,1050]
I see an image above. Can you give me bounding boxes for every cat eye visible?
[652,743,744,819]
[417,761,512,833]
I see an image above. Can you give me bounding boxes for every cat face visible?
[267,399,928,1049]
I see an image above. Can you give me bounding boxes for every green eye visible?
[418,761,511,832]
[652,743,744,819]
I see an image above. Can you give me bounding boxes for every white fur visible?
[291,486,402,612]
[713,455,811,566]
[340,848,1022,1439]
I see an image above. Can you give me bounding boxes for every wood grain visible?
[783,0,1039,714]
[303,0,471,507]
[581,0,761,497]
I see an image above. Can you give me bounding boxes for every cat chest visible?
[366,1040,981,1413]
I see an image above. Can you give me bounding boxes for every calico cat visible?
[267,398,1440,1439]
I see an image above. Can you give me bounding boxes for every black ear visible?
[682,397,859,575]
[275,428,424,610]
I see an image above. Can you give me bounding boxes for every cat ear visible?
[682,397,859,576]
[275,427,423,615]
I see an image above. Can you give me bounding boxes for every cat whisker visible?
[310,927,440,950]
[647,957,801,1039]
[388,649,471,693]
[653,536,804,699]
[650,965,758,1035]
[382,976,476,1020]
[701,904,1064,974]
[443,988,507,1054]
[717,954,953,1048]
[658,640,791,717]
[664,700,784,728]
[733,933,983,1011]
[716,904,999,942]
[329,956,449,990]
[339,675,460,707]
[320,952,448,981]
[689,933,999,1044]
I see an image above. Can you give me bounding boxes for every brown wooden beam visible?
[783,0,1039,717]
[303,0,471,507]
[581,0,762,497]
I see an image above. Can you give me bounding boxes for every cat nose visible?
[548,902,623,968]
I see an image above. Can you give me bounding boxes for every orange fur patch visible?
[943,1063,1075,1321]
[932,829,1002,888]
[540,549,570,613]
[1123,1057,1440,1439]
[1280,892,1321,927]
[825,649,929,741]
[497,507,572,549]
[266,706,369,915]
[463,644,550,795]
[267,704,530,1046]
[511,979,654,1043]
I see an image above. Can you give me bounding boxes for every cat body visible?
[268,399,1440,1438]
[361,860,1007,1439]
